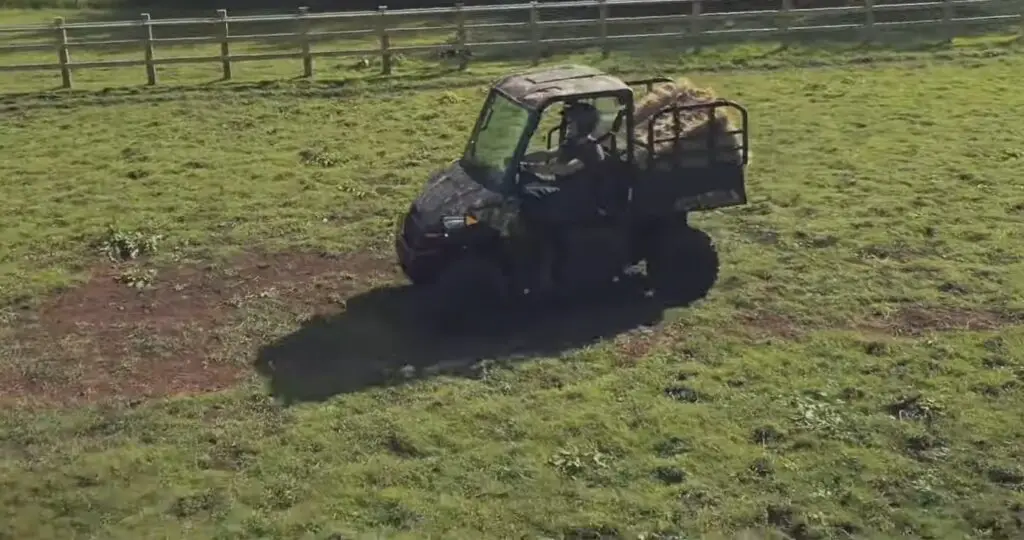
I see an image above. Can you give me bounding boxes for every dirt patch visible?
[734,305,1022,339]
[612,326,660,361]
[1,250,397,406]
[869,305,1024,336]
[6,249,1021,408]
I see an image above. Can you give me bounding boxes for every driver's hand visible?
[522,149,555,164]
[521,162,545,177]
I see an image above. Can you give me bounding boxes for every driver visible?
[521,101,605,179]
[515,101,607,296]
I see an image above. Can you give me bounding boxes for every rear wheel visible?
[645,222,720,307]
[415,255,509,333]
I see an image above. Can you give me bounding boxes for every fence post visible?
[298,6,313,77]
[778,0,792,42]
[217,9,231,80]
[598,0,609,58]
[1019,0,1024,40]
[141,13,156,85]
[690,0,702,50]
[455,2,471,69]
[378,5,392,75]
[941,0,954,42]
[54,17,71,89]
[529,1,541,65]
[862,0,875,43]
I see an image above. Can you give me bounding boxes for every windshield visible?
[463,92,531,190]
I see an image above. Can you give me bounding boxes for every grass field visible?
[2,8,1024,538]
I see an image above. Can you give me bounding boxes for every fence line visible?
[0,0,1020,88]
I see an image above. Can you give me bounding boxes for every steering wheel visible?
[518,150,557,177]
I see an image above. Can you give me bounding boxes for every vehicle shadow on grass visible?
[253,274,702,405]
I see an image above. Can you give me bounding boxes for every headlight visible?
[441,214,478,231]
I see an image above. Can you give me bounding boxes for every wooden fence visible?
[0,0,1020,89]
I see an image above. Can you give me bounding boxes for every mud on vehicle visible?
[395,64,750,329]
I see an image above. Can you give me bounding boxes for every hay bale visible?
[632,78,745,170]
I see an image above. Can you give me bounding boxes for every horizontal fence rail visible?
[0,0,1021,88]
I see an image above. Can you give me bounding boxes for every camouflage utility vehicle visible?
[395,65,750,326]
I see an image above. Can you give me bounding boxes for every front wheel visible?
[414,255,509,333]
[646,224,720,307]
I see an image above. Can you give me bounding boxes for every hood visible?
[412,161,505,225]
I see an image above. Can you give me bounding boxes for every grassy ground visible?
[2,6,1024,538]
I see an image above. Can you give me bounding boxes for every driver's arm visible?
[528,157,585,177]
[521,148,559,163]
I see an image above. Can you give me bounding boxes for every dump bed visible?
[625,80,749,217]
[630,161,746,217]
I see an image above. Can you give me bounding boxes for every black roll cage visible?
[466,75,750,194]
[537,77,749,171]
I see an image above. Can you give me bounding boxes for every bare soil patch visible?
[734,311,804,339]
[1,250,397,406]
[736,304,1022,339]
[3,248,1020,408]
[868,305,1024,336]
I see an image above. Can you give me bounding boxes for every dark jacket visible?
[557,134,605,169]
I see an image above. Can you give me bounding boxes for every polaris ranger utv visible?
[395,65,749,327]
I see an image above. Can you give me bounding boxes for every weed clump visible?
[549,445,610,478]
[663,385,701,403]
[653,465,687,484]
[96,225,162,262]
[751,424,786,446]
[299,146,342,167]
[114,267,157,289]
[886,394,944,423]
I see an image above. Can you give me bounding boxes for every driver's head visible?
[563,101,600,139]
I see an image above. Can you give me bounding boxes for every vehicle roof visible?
[492,64,630,109]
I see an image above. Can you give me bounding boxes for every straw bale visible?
[632,78,745,169]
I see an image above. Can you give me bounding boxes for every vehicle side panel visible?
[631,165,747,217]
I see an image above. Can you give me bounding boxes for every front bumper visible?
[395,207,444,282]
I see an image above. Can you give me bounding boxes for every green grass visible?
[2,7,1024,538]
